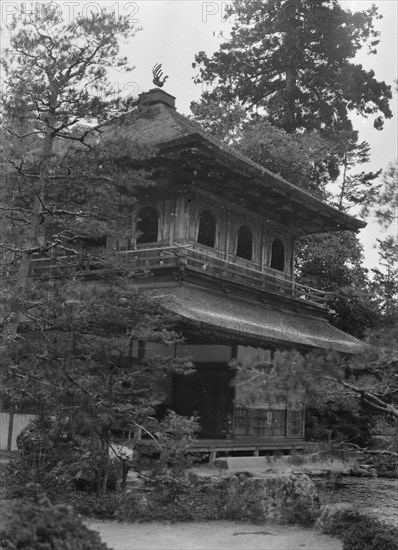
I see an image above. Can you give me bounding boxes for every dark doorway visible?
[236,225,253,260]
[136,207,158,244]
[172,366,234,438]
[197,210,216,248]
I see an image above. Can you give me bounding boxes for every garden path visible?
[86,520,342,550]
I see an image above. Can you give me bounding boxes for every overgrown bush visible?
[118,471,320,525]
[62,493,124,520]
[8,418,123,498]
[11,412,200,500]
[342,517,398,550]
[0,486,110,549]
[305,406,371,447]
[118,472,217,521]
[319,505,398,550]
[136,411,200,475]
[319,505,363,537]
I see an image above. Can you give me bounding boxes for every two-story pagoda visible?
[101,88,365,457]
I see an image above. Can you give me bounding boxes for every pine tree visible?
[193,0,392,133]
[0,2,141,340]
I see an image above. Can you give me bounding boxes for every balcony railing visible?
[2,243,332,309]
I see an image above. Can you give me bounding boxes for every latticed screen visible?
[286,408,303,437]
[234,408,287,437]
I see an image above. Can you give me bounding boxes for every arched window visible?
[197,209,216,248]
[136,207,158,244]
[270,239,285,271]
[236,225,253,260]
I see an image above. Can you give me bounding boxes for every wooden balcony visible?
[2,243,332,309]
[116,243,332,309]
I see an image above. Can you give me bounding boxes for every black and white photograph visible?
[0,1,397,548]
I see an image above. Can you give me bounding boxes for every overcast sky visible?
[2,1,397,270]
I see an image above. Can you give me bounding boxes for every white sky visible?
[1,0,397,270]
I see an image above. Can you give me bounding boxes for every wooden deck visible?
[137,436,305,461]
[191,438,305,457]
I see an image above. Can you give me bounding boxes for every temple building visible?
[102,88,365,457]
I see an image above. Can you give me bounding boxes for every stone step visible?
[213,456,269,470]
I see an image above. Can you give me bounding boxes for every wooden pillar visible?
[290,237,295,282]
[7,409,14,452]
[224,207,230,264]
[174,195,189,244]
[285,403,288,439]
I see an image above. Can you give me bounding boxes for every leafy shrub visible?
[62,492,123,520]
[0,487,110,549]
[118,472,320,525]
[10,419,122,498]
[320,505,363,537]
[319,506,398,550]
[342,517,398,550]
[305,405,371,447]
[138,411,200,475]
[119,472,218,521]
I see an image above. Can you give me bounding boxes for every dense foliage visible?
[1,280,194,495]
[320,506,398,550]
[0,2,148,345]
[193,0,392,133]
[0,490,110,549]
[117,471,320,525]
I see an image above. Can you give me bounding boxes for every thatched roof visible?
[104,89,366,235]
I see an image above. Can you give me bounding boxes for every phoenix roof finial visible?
[152,63,169,88]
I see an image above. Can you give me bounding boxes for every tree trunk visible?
[338,155,348,210]
[282,64,296,133]
[97,436,111,497]
[3,109,56,343]
[121,460,129,493]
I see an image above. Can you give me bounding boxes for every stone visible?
[213,458,228,469]
[213,456,267,471]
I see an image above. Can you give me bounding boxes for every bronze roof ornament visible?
[152,63,169,88]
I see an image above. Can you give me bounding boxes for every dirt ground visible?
[86,520,343,550]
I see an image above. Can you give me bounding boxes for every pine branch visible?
[334,441,398,459]
[326,376,398,419]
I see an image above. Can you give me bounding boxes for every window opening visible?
[236,225,253,260]
[136,207,158,244]
[270,238,285,271]
[197,209,216,248]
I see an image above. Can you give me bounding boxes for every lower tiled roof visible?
[151,283,365,354]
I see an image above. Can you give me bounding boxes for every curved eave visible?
[157,134,366,234]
